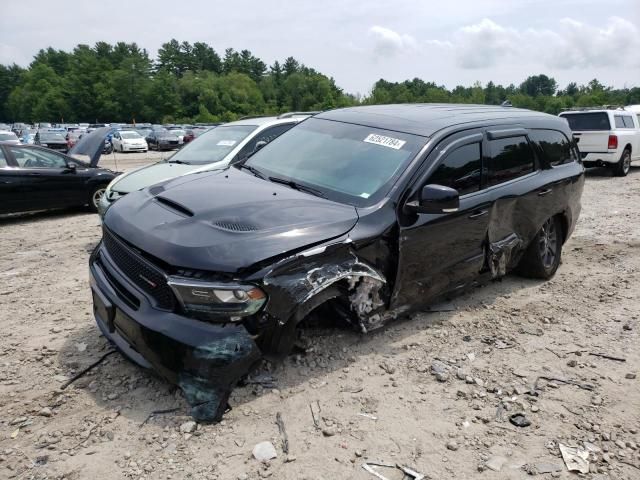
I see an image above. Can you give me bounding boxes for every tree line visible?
[0,39,638,124]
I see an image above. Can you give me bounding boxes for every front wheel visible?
[516,216,563,279]
[88,184,107,213]
[612,149,631,177]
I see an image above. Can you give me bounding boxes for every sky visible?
[1,0,639,95]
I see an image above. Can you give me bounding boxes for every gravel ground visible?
[0,163,639,480]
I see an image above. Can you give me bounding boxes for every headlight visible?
[168,278,267,321]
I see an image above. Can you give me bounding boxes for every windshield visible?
[561,112,611,131]
[170,124,257,165]
[244,118,426,206]
[40,132,65,141]
[170,129,185,136]
[121,132,141,139]
[0,132,18,141]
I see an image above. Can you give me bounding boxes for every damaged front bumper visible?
[89,245,262,422]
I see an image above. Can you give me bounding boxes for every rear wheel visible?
[88,184,107,213]
[612,148,631,177]
[516,216,562,279]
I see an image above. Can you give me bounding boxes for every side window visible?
[622,116,635,128]
[236,123,295,161]
[529,130,573,167]
[488,136,535,186]
[0,148,7,167]
[614,116,625,128]
[427,142,481,195]
[9,146,68,169]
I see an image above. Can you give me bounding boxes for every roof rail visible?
[560,105,625,112]
[500,100,512,107]
[277,111,321,119]
[237,115,272,120]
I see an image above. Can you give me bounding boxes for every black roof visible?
[317,104,566,137]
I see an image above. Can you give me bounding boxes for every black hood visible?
[104,168,359,273]
[69,126,115,166]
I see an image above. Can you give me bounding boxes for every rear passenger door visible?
[482,130,545,273]
[0,146,27,214]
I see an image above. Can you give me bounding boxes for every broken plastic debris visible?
[558,443,589,474]
[361,461,425,480]
[357,412,378,420]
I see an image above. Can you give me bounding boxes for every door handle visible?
[468,210,488,219]
[537,188,552,196]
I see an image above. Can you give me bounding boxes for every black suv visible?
[89,104,584,421]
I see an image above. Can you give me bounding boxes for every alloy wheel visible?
[92,188,106,209]
[622,151,631,175]
[538,218,557,269]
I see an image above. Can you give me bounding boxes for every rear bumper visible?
[582,152,617,165]
[89,244,262,421]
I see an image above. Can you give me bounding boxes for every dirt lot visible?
[0,160,639,480]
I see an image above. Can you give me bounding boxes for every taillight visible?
[608,135,618,150]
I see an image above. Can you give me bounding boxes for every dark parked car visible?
[34,131,68,151]
[90,104,584,422]
[146,130,180,150]
[0,143,118,214]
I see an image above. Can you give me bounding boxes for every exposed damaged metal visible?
[488,233,523,278]
[89,104,585,422]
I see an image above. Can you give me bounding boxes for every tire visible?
[88,184,107,213]
[516,216,563,279]
[612,148,631,177]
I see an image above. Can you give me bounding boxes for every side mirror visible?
[64,163,77,172]
[405,184,459,214]
[253,140,268,153]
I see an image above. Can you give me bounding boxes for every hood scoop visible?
[213,220,260,232]
[155,196,194,217]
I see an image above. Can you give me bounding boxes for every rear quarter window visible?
[529,130,574,167]
[561,112,611,131]
[622,116,635,128]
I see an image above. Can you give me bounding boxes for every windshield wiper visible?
[268,176,327,198]
[239,164,266,179]
[167,159,189,164]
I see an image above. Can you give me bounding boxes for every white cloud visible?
[440,16,640,70]
[454,18,518,69]
[368,26,417,57]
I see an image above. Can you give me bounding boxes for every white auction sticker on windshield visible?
[217,140,236,146]
[364,133,406,150]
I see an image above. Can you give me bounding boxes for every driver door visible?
[392,130,491,308]
[6,146,85,209]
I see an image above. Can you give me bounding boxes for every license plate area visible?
[92,287,115,332]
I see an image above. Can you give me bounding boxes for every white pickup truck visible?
[559,108,640,176]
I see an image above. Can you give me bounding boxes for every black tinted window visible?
[529,130,573,167]
[561,112,611,131]
[488,136,534,185]
[428,143,481,195]
[622,116,635,128]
